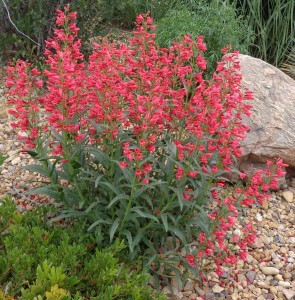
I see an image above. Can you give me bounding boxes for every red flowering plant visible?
[5,6,286,288]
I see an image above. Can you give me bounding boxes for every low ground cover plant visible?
[0,197,163,299]
[5,5,285,289]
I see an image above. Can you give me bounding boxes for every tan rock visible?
[282,288,295,300]
[282,191,294,203]
[260,266,280,276]
[212,284,224,293]
[238,54,295,174]
[278,281,291,288]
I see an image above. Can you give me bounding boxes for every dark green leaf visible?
[110,217,120,242]
[18,164,48,176]
[107,194,129,209]
[160,213,168,232]
[131,207,159,222]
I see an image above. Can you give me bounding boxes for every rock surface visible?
[238,54,295,175]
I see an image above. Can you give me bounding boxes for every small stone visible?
[246,271,257,283]
[204,293,215,300]
[282,288,295,300]
[259,236,272,245]
[247,255,254,264]
[275,274,283,281]
[256,213,263,222]
[268,222,279,229]
[184,280,194,291]
[278,281,291,288]
[270,280,278,286]
[282,191,293,203]
[273,235,281,243]
[237,274,247,283]
[260,267,280,275]
[231,293,239,300]
[241,293,252,298]
[265,293,275,300]
[257,282,271,288]
[280,247,287,254]
[253,287,263,296]
[11,156,21,165]
[283,272,292,280]
[261,199,269,209]
[269,286,278,295]
[162,286,172,296]
[250,240,264,249]
[212,285,224,294]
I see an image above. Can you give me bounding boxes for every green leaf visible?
[94,174,103,188]
[169,225,187,245]
[98,181,121,196]
[160,213,168,232]
[26,185,61,200]
[119,164,133,182]
[85,201,99,213]
[22,149,38,158]
[110,217,120,242]
[88,219,112,231]
[134,180,165,199]
[18,164,48,176]
[131,229,144,252]
[88,147,109,164]
[170,187,185,211]
[49,126,65,145]
[131,207,159,222]
[122,230,133,251]
[107,194,129,209]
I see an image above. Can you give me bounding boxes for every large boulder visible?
[238,54,295,177]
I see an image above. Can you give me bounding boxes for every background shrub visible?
[155,0,254,76]
[0,0,173,61]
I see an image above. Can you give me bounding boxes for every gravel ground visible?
[0,88,294,300]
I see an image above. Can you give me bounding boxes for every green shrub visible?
[0,0,175,62]
[0,197,163,299]
[155,0,254,75]
[0,0,59,61]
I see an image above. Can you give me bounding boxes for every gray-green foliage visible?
[155,0,254,75]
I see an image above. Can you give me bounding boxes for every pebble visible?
[282,191,293,203]
[212,285,224,293]
[256,213,263,222]
[11,156,21,165]
[260,267,280,275]
[278,281,291,288]
[275,274,284,281]
[282,288,295,300]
